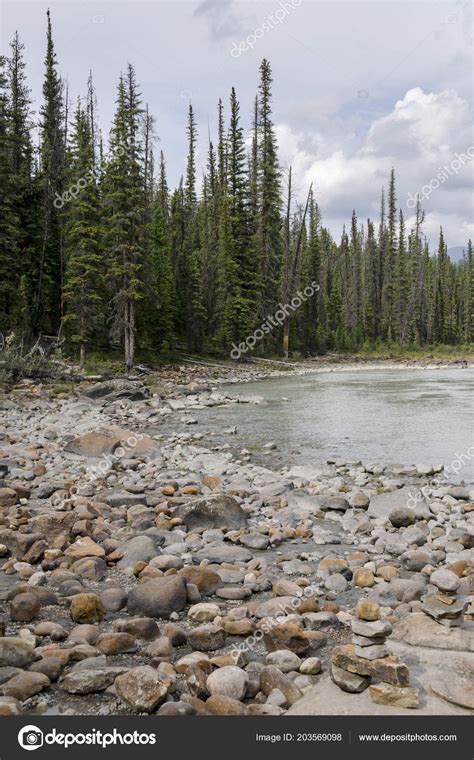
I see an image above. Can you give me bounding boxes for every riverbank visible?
[0,375,472,717]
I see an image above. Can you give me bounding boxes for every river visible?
[194,367,474,481]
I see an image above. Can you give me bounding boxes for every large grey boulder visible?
[193,541,252,565]
[0,639,35,668]
[116,536,158,569]
[173,494,248,531]
[82,379,150,402]
[368,486,429,520]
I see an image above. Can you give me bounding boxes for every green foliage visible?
[0,13,471,367]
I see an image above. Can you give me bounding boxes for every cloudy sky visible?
[1,0,473,248]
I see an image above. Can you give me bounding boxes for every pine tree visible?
[62,101,102,367]
[255,59,282,332]
[102,66,145,367]
[146,151,177,351]
[0,55,21,334]
[35,9,65,335]
[7,32,37,334]
[181,104,205,351]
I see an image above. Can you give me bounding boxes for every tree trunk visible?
[283,316,289,358]
[79,341,85,369]
[129,300,135,367]
[124,300,130,368]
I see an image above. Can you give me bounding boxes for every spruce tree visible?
[255,59,282,333]
[35,9,65,335]
[102,66,145,367]
[62,101,102,367]
[0,56,20,334]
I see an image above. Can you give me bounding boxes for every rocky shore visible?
[0,371,472,717]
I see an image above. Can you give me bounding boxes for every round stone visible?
[355,598,380,621]
[206,666,248,701]
[429,568,460,593]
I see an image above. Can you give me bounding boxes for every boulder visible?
[331,645,409,687]
[62,667,127,694]
[179,566,222,596]
[260,665,302,706]
[65,537,105,561]
[392,612,474,651]
[116,536,158,569]
[193,541,252,565]
[81,380,150,402]
[429,568,461,593]
[127,576,187,619]
[114,666,169,712]
[1,672,50,701]
[64,432,119,458]
[206,666,248,700]
[0,639,35,668]
[10,593,41,622]
[369,683,419,708]
[69,593,105,624]
[29,512,76,541]
[187,624,226,651]
[173,494,248,531]
[330,664,370,693]
[389,507,416,528]
[368,486,427,520]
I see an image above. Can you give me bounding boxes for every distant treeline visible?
[0,12,472,366]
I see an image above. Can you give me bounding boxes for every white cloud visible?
[276,87,474,246]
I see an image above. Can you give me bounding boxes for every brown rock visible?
[353,568,375,588]
[331,645,410,687]
[10,593,41,622]
[0,696,22,715]
[0,488,18,508]
[356,598,380,621]
[377,565,399,582]
[65,536,105,561]
[113,617,159,640]
[64,432,120,458]
[187,624,226,651]
[205,695,248,715]
[97,633,137,655]
[114,666,169,712]
[70,593,105,624]
[263,621,311,655]
[179,566,222,595]
[260,665,302,706]
[1,671,50,701]
[369,682,419,708]
[29,657,64,682]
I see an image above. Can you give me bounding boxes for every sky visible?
[1,0,473,249]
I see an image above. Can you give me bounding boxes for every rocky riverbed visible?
[0,370,472,717]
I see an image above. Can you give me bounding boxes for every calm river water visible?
[198,368,474,481]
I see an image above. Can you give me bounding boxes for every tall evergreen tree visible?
[255,59,282,333]
[62,101,102,367]
[35,9,65,335]
[102,66,145,367]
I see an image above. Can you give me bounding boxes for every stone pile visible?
[421,568,467,627]
[330,598,419,708]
